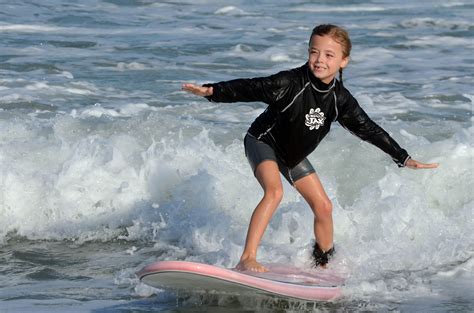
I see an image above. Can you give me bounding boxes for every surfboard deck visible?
[137,261,343,301]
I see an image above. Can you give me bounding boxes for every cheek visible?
[329,58,343,68]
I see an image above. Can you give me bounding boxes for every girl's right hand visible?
[182,83,213,97]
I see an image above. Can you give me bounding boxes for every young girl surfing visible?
[182,24,438,272]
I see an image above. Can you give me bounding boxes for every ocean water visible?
[0,0,472,312]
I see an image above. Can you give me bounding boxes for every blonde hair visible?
[309,24,352,84]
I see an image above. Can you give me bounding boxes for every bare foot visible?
[236,258,268,272]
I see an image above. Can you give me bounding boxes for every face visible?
[308,35,349,84]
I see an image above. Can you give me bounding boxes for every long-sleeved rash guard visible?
[204,63,410,168]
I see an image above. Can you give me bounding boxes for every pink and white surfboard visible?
[137,261,343,301]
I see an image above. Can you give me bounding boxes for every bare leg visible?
[236,160,283,272]
[293,173,333,252]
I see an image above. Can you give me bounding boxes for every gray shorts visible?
[244,133,315,185]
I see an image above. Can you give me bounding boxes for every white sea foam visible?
[406,35,474,48]
[226,44,299,65]
[116,62,149,71]
[0,23,67,33]
[0,93,30,102]
[26,82,94,95]
[0,109,471,293]
[57,71,74,79]
[71,103,157,118]
[290,5,389,13]
[214,6,248,16]
[0,23,178,36]
[351,92,422,118]
[350,47,394,63]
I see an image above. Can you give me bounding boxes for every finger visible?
[418,162,439,169]
[181,83,197,91]
[407,161,439,169]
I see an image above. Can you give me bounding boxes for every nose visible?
[315,53,325,63]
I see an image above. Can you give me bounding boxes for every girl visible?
[182,24,438,272]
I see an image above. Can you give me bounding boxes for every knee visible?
[313,199,332,220]
[263,186,283,204]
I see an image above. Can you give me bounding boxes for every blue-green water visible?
[0,0,472,312]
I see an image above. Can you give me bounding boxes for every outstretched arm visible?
[181,68,297,105]
[338,94,439,169]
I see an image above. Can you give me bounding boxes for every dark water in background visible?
[0,0,472,312]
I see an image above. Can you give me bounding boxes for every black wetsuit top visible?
[204,63,410,168]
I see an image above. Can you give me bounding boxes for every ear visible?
[340,56,350,69]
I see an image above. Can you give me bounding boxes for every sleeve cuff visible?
[202,83,215,102]
[399,155,411,168]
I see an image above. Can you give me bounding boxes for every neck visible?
[306,64,335,91]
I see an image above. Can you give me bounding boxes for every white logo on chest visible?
[305,108,326,130]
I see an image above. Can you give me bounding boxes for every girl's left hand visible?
[405,158,439,169]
